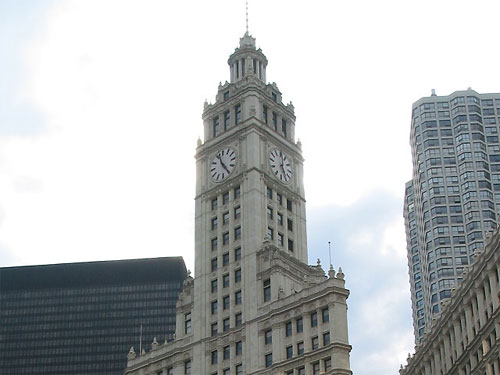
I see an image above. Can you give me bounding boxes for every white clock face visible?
[269,148,293,183]
[211,147,237,182]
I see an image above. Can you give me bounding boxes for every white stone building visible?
[400,227,500,375]
[124,33,352,375]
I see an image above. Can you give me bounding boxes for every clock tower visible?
[125,33,352,375]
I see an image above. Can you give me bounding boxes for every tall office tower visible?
[124,33,352,375]
[404,89,500,344]
[0,257,186,374]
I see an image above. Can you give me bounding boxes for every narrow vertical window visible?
[235,104,241,124]
[213,117,219,137]
[263,278,271,302]
[184,312,192,334]
[282,118,287,137]
[184,360,191,374]
[263,105,268,124]
[224,110,230,130]
[272,112,278,130]
[322,307,329,323]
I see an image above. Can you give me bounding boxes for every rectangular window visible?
[212,198,218,210]
[211,350,218,364]
[211,279,217,293]
[267,206,273,220]
[312,336,319,350]
[324,357,332,371]
[298,367,305,375]
[234,185,241,199]
[185,360,191,374]
[312,362,320,375]
[213,117,219,137]
[236,341,242,355]
[223,192,229,205]
[235,312,242,326]
[287,218,293,231]
[211,237,218,251]
[185,312,192,334]
[285,321,292,337]
[263,278,271,302]
[223,252,229,266]
[286,345,293,359]
[263,105,268,124]
[272,92,277,102]
[267,227,274,240]
[223,345,230,360]
[288,239,294,252]
[223,91,229,100]
[296,317,303,333]
[282,119,287,137]
[266,186,272,199]
[235,268,241,282]
[224,110,230,130]
[223,295,230,310]
[235,290,242,305]
[223,274,230,288]
[167,367,173,375]
[311,312,318,327]
[287,199,293,211]
[234,246,241,261]
[223,318,230,331]
[272,112,278,130]
[234,206,241,220]
[236,364,242,375]
[277,193,282,205]
[297,341,304,355]
[235,104,241,124]
[264,329,272,345]
[223,211,229,225]
[323,331,330,345]
[211,257,217,272]
[211,300,218,314]
[277,233,283,246]
[265,353,272,368]
[223,232,230,245]
[234,226,241,240]
[211,322,218,336]
[211,217,218,230]
[223,369,230,375]
[322,308,329,323]
[277,213,283,226]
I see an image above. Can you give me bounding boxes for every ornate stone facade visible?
[124,33,352,375]
[400,228,500,375]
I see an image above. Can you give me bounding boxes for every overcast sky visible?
[2,0,500,374]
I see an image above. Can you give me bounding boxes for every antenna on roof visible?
[246,0,249,34]
[139,323,143,355]
[328,241,332,268]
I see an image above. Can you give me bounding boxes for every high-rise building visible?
[0,257,186,374]
[124,33,352,375]
[404,89,500,343]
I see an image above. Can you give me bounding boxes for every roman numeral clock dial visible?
[210,147,237,182]
[269,148,293,183]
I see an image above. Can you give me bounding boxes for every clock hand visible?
[217,153,231,174]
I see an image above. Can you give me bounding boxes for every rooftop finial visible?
[245,0,249,34]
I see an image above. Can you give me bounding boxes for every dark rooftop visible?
[0,257,187,291]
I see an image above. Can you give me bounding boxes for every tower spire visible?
[245,0,249,34]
